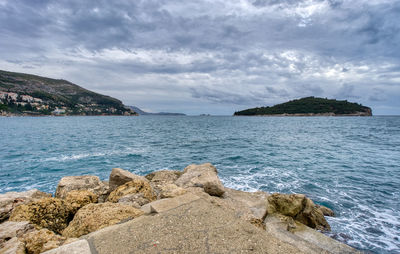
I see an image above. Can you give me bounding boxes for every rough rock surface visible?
[0,236,25,254]
[42,239,91,254]
[117,193,150,208]
[9,198,71,234]
[0,189,51,222]
[22,229,66,254]
[55,175,108,200]
[223,188,269,220]
[107,179,156,203]
[175,163,225,197]
[109,168,146,192]
[62,202,144,238]
[318,205,335,217]
[145,170,182,184]
[158,184,187,199]
[0,221,35,244]
[84,195,311,254]
[65,190,98,213]
[267,193,331,231]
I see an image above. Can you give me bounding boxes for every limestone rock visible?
[175,163,225,197]
[0,189,51,222]
[107,179,156,203]
[117,193,150,208]
[109,168,146,192]
[55,175,107,200]
[22,229,66,254]
[223,188,269,220]
[0,221,35,244]
[42,239,91,254]
[145,170,182,184]
[318,205,335,217]
[267,193,331,231]
[159,184,187,199]
[62,202,144,238]
[65,190,98,213]
[9,198,71,234]
[0,236,25,254]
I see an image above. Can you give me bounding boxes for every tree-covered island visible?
[234,97,372,116]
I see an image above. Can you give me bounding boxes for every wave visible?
[41,148,146,162]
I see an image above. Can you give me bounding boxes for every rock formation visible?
[0,163,359,254]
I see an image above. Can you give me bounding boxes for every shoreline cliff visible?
[0,163,360,254]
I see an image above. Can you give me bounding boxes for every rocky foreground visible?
[0,163,359,254]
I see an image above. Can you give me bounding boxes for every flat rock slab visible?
[85,196,307,254]
[141,193,200,214]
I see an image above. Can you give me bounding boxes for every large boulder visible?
[64,190,98,214]
[109,168,146,192]
[175,163,225,197]
[117,193,151,208]
[145,170,183,184]
[158,184,187,199]
[107,179,156,203]
[267,193,331,231]
[55,175,108,201]
[62,203,144,238]
[9,198,72,234]
[22,229,66,254]
[0,189,51,222]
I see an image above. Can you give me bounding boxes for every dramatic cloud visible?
[0,0,399,114]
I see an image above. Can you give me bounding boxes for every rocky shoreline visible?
[0,163,359,254]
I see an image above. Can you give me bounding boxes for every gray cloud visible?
[0,0,399,114]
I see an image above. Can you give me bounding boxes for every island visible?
[0,70,137,116]
[234,97,372,116]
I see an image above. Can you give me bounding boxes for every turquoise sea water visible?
[0,116,399,253]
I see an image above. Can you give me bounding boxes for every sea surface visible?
[1,116,399,253]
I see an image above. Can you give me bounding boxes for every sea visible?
[0,115,399,253]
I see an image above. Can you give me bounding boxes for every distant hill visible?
[234,97,372,116]
[129,106,186,116]
[0,70,137,116]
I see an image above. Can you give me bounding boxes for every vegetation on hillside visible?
[0,70,136,116]
[234,97,372,116]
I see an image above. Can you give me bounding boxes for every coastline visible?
[0,163,360,254]
[234,112,372,117]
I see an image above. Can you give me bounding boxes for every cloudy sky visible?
[0,0,399,115]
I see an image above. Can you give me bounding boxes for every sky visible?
[0,0,399,115]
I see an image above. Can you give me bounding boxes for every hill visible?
[234,97,372,116]
[129,106,186,116]
[0,70,137,116]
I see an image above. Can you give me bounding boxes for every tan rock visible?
[158,184,187,199]
[223,188,269,220]
[22,229,66,254]
[0,221,35,244]
[62,202,144,238]
[145,170,182,184]
[0,189,51,222]
[9,198,71,234]
[65,190,98,213]
[318,205,335,217]
[175,163,225,197]
[0,237,25,254]
[267,193,331,231]
[107,179,156,203]
[109,168,146,192]
[117,193,150,208]
[55,175,107,200]
[42,239,91,254]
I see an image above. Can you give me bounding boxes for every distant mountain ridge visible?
[234,97,372,116]
[129,106,186,116]
[0,69,137,116]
